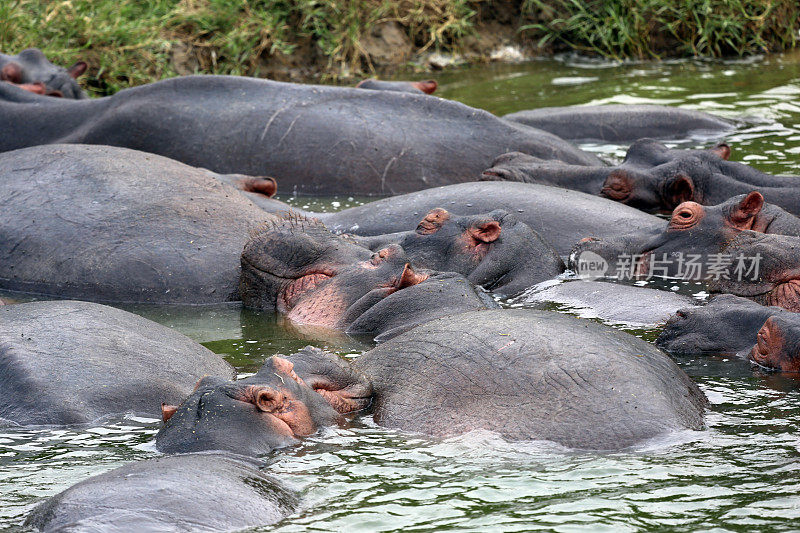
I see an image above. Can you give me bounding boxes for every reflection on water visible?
[3,52,800,530]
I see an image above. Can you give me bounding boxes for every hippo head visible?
[480,152,551,182]
[239,216,428,329]
[749,315,800,373]
[156,350,373,456]
[0,48,87,99]
[353,208,564,296]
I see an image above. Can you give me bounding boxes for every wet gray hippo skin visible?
[503,104,735,143]
[0,48,87,99]
[520,280,696,327]
[293,310,708,450]
[25,453,298,532]
[356,78,437,94]
[657,294,800,373]
[239,215,495,333]
[0,300,234,426]
[350,208,565,296]
[0,75,602,195]
[0,144,276,304]
[314,182,665,256]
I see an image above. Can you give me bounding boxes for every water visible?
[3,52,800,530]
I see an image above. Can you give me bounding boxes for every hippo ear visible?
[601,170,632,201]
[289,347,373,414]
[730,191,764,228]
[710,143,731,160]
[663,173,695,209]
[161,403,178,422]
[412,79,437,94]
[416,208,450,234]
[398,263,428,289]
[1,62,22,84]
[67,61,88,79]
[241,176,277,197]
[469,220,501,243]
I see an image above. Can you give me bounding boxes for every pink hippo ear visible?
[469,219,501,243]
[710,143,731,160]
[398,263,429,289]
[416,208,451,235]
[67,61,88,79]
[1,62,23,84]
[412,80,437,94]
[663,173,696,209]
[241,176,277,197]
[161,403,178,422]
[730,191,765,229]
[601,170,633,201]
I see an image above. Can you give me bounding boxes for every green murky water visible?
[3,52,800,530]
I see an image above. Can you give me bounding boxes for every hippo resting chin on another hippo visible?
[0,300,234,426]
[158,310,707,455]
[239,216,498,335]
[1,48,87,99]
[483,140,800,216]
[0,144,277,304]
[503,104,735,143]
[0,75,602,195]
[25,453,297,532]
[657,294,800,373]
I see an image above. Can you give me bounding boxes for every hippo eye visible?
[668,203,702,230]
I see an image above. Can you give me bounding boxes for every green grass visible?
[2,0,797,96]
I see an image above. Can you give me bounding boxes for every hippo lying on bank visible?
[0,300,234,426]
[356,78,437,94]
[0,144,276,304]
[26,453,297,532]
[239,215,497,334]
[0,75,601,195]
[158,310,707,455]
[503,104,735,143]
[657,295,800,373]
[483,140,800,215]
[1,48,86,98]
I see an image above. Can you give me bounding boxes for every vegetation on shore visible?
[2,0,797,95]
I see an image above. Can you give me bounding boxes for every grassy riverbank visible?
[2,0,797,95]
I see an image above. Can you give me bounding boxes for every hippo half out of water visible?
[0,74,602,195]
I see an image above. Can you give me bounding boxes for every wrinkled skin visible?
[25,453,298,532]
[0,144,276,304]
[0,75,601,195]
[0,301,235,426]
[569,193,800,311]
[356,78,437,94]
[352,208,565,296]
[0,48,87,98]
[657,294,800,373]
[287,309,707,450]
[156,350,371,456]
[314,182,664,256]
[503,104,735,143]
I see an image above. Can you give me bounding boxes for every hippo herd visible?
[1,49,798,530]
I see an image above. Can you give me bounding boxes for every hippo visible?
[313,182,665,256]
[25,453,298,532]
[239,215,497,333]
[0,300,234,426]
[483,139,800,216]
[0,48,87,98]
[519,279,696,327]
[0,144,276,304]
[356,78,438,94]
[158,311,707,454]
[657,294,800,373]
[350,208,565,296]
[0,75,602,195]
[503,104,735,143]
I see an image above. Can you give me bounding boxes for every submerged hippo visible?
[159,310,707,454]
[503,104,735,143]
[0,48,87,98]
[312,182,665,256]
[0,75,601,195]
[0,144,276,304]
[0,300,234,426]
[356,78,437,94]
[657,294,800,373]
[25,453,298,532]
[350,208,565,295]
[239,215,496,333]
